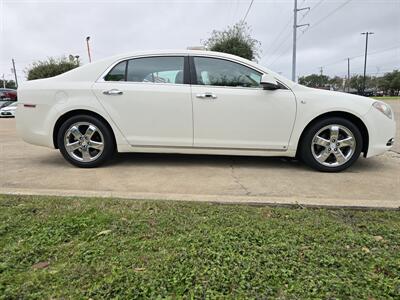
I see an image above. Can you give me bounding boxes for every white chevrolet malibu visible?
[16,50,395,171]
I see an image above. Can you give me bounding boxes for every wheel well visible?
[296,111,369,157]
[53,109,116,149]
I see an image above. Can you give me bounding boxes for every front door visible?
[92,56,193,147]
[190,56,296,150]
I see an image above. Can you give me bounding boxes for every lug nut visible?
[336,143,340,146]
[334,148,337,151]
[328,148,331,151]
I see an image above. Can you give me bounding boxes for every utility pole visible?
[86,36,92,63]
[11,59,18,88]
[361,32,374,95]
[319,67,323,88]
[2,74,5,88]
[292,0,310,82]
[347,58,350,93]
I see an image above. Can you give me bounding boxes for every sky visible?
[0,0,399,83]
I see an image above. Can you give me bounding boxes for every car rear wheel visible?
[57,115,115,168]
[299,117,363,172]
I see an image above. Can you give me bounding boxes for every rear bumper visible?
[364,106,396,157]
[16,104,55,148]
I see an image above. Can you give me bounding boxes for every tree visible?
[203,22,261,61]
[0,79,16,89]
[298,70,399,95]
[349,75,365,94]
[389,70,400,95]
[379,70,400,96]
[329,76,344,91]
[298,74,330,88]
[26,56,80,80]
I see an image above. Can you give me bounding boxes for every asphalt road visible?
[1,100,399,208]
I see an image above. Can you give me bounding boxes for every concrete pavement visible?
[1,101,399,208]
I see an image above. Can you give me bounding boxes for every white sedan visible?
[16,50,395,171]
[0,102,17,117]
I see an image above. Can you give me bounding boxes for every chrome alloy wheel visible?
[64,122,104,162]
[311,124,356,167]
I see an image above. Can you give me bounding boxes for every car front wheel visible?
[299,117,363,172]
[57,115,115,168]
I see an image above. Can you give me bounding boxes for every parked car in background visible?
[0,88,17,101]
[0,100,15,109]
[0,102,18,117]
[16,50,396,172]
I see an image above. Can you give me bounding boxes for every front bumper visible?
[364,105,396,157]
[0,111,15,117]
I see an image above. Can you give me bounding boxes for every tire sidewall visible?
[57,115,115,168]
[300,117,363,172]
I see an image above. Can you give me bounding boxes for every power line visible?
[310,0,326,12]
[265,31,292,64]
[299,0,326,21]
[317,45,400,69]
[306,0,353,32]
[242,0,255,23]
[269,42,399,75]
[263,17,293,57]
[268,42,293,67]
[350,45,400,60]
[264,0,323,62]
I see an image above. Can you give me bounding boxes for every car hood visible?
[290,84,377,117]
[0,106,17,111]
[295,85,373,102]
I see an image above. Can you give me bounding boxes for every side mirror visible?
[260,74,280,90]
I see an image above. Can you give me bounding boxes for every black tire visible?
[57,115,115,168]
[299,117,363,172]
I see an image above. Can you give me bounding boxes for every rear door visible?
[92,56,193,147]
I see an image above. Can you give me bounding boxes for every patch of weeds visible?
[0,194,399,299]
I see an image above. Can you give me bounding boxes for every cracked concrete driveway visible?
[1,100,399,208]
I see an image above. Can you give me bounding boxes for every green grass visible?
[372,96,400,101]
[1,195,399,299]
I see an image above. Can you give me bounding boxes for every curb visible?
[1,187,399,210]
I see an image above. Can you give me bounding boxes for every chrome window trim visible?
[95,80,190,88]
[96,53,291,91]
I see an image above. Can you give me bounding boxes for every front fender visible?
[287,87,374,152]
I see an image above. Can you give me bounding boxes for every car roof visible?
[26,49,294,89]
[108,49,263,71]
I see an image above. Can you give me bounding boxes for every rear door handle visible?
[196,92,217,99]
[103,89,123,95]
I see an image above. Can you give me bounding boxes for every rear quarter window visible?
[104,61,127,81]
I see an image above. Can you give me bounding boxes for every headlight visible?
[372,101,392,119]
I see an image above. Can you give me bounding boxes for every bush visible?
[203,22,261,61]
[27,56,80,80]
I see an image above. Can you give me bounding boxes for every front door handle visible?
[196,92,217,99]
[103,89,123,95]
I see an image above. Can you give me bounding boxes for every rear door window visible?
[126,56,185,84]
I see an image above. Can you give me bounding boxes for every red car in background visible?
[0,88,17,101]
